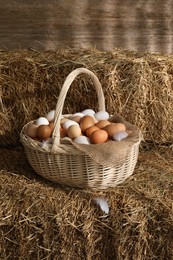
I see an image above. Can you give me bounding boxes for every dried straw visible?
[0,48,173,146]
[0,144,173,259]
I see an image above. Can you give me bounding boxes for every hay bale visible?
[0,48,173,146]
[0,145,173,259]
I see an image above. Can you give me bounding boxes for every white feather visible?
[113,131,128,141]
[41,138,53,149]
[94,198,109,214]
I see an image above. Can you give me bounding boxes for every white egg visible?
[36,117,49,126]
[73,135,91,144]
[46,110,55,122]
[94,111,109,121]
[82,109,95,116]
[113,131,128,141]
[63,120,79,130]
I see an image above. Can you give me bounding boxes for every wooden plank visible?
[0,0,172,53]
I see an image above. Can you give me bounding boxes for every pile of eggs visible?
[25,109,129,145]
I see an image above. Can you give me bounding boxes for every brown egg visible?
[25,123,38,138]
[49,122,54,132]
[90,129,108,144]
[37,125,52,140]
[95,120,111,129]
[92,116,99,124]
[60,128,67,138]
[85,126,100,138]
[67,125,82,139]
[80,116,94,133]
[60,117,69,125]
[104,123,126,138]
[32,137,41,142]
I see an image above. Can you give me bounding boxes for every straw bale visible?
[0,48,173,146]
[0,144,173,259]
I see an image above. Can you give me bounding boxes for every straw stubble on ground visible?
[0,144,173,259]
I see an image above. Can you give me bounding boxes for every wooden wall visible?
[0,0,173,53]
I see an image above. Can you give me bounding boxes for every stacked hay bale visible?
[0,48,173,146]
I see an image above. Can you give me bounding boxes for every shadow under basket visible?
[20,68,142,190]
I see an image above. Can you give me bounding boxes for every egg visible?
[67,125,82,139]
[32,137,41,142]
[90,129,108,144]
[36,117,49,126]
[60,128,67,138]
[37,125,52,140]
[81,109,95,116]
[45,110,55,122]
[60,117,69,125]
[92,116,99,124]
[113,131,128,141]
[95,120,111,129]
[85,126,100,138]
[71,116,82,123]
[94,111,109,121]
[80,116,95,132]
[63,120,79,130]
[25,123,38,138]
[71,113,84,123]
[74,135,91,144]
[48,122,54,131]
[104,123,126,138]
[112,123,126,133]
[80,116,94,132]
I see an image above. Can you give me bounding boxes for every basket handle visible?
[51,67,105,150]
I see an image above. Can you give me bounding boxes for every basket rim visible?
[20,117,143,156]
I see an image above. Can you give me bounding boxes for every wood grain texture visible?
[0,0,173,53]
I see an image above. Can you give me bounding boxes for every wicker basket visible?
[20,68,142,190]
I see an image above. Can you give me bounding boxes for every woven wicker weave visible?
[20,68,141,190]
